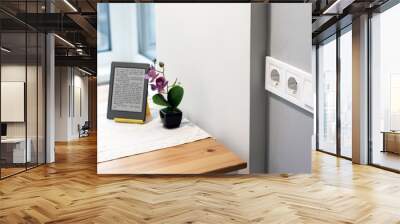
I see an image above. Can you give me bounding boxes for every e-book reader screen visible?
[111,67,145,112]
[107,62,149,120]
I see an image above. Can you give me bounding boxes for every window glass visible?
[340,29,352,158]
[27,30,38,169]
[318,36,337,155]
[98,4,111,52]
[38,33,46,165]
[1,31,28,178]
[137,4,156,60]
[0,2,46,179]
[371,3,400,171]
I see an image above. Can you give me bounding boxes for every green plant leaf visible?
[168,85,184,108]
[153,94,170,107]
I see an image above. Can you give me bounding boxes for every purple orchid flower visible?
[151,76,168,93]
[145,66,158,82]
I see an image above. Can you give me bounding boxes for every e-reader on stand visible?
[107,62,151,124]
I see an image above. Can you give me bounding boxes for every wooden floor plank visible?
[0,134,400,223]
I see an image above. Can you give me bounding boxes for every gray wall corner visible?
[249,3,268,173]
[265,3,313,173]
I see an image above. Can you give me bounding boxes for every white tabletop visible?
[97,85,211,163]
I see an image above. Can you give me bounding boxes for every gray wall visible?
[266,3,313,173]
[249,4,268,173]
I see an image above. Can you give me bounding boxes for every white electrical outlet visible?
[265,56,314,113]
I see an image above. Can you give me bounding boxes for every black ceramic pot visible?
[159,108,182,129]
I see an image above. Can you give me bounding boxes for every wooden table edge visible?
[97,138,247,175]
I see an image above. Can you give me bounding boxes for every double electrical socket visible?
[265,56,314,113]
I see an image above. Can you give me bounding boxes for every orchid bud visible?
[159,62,165,68]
